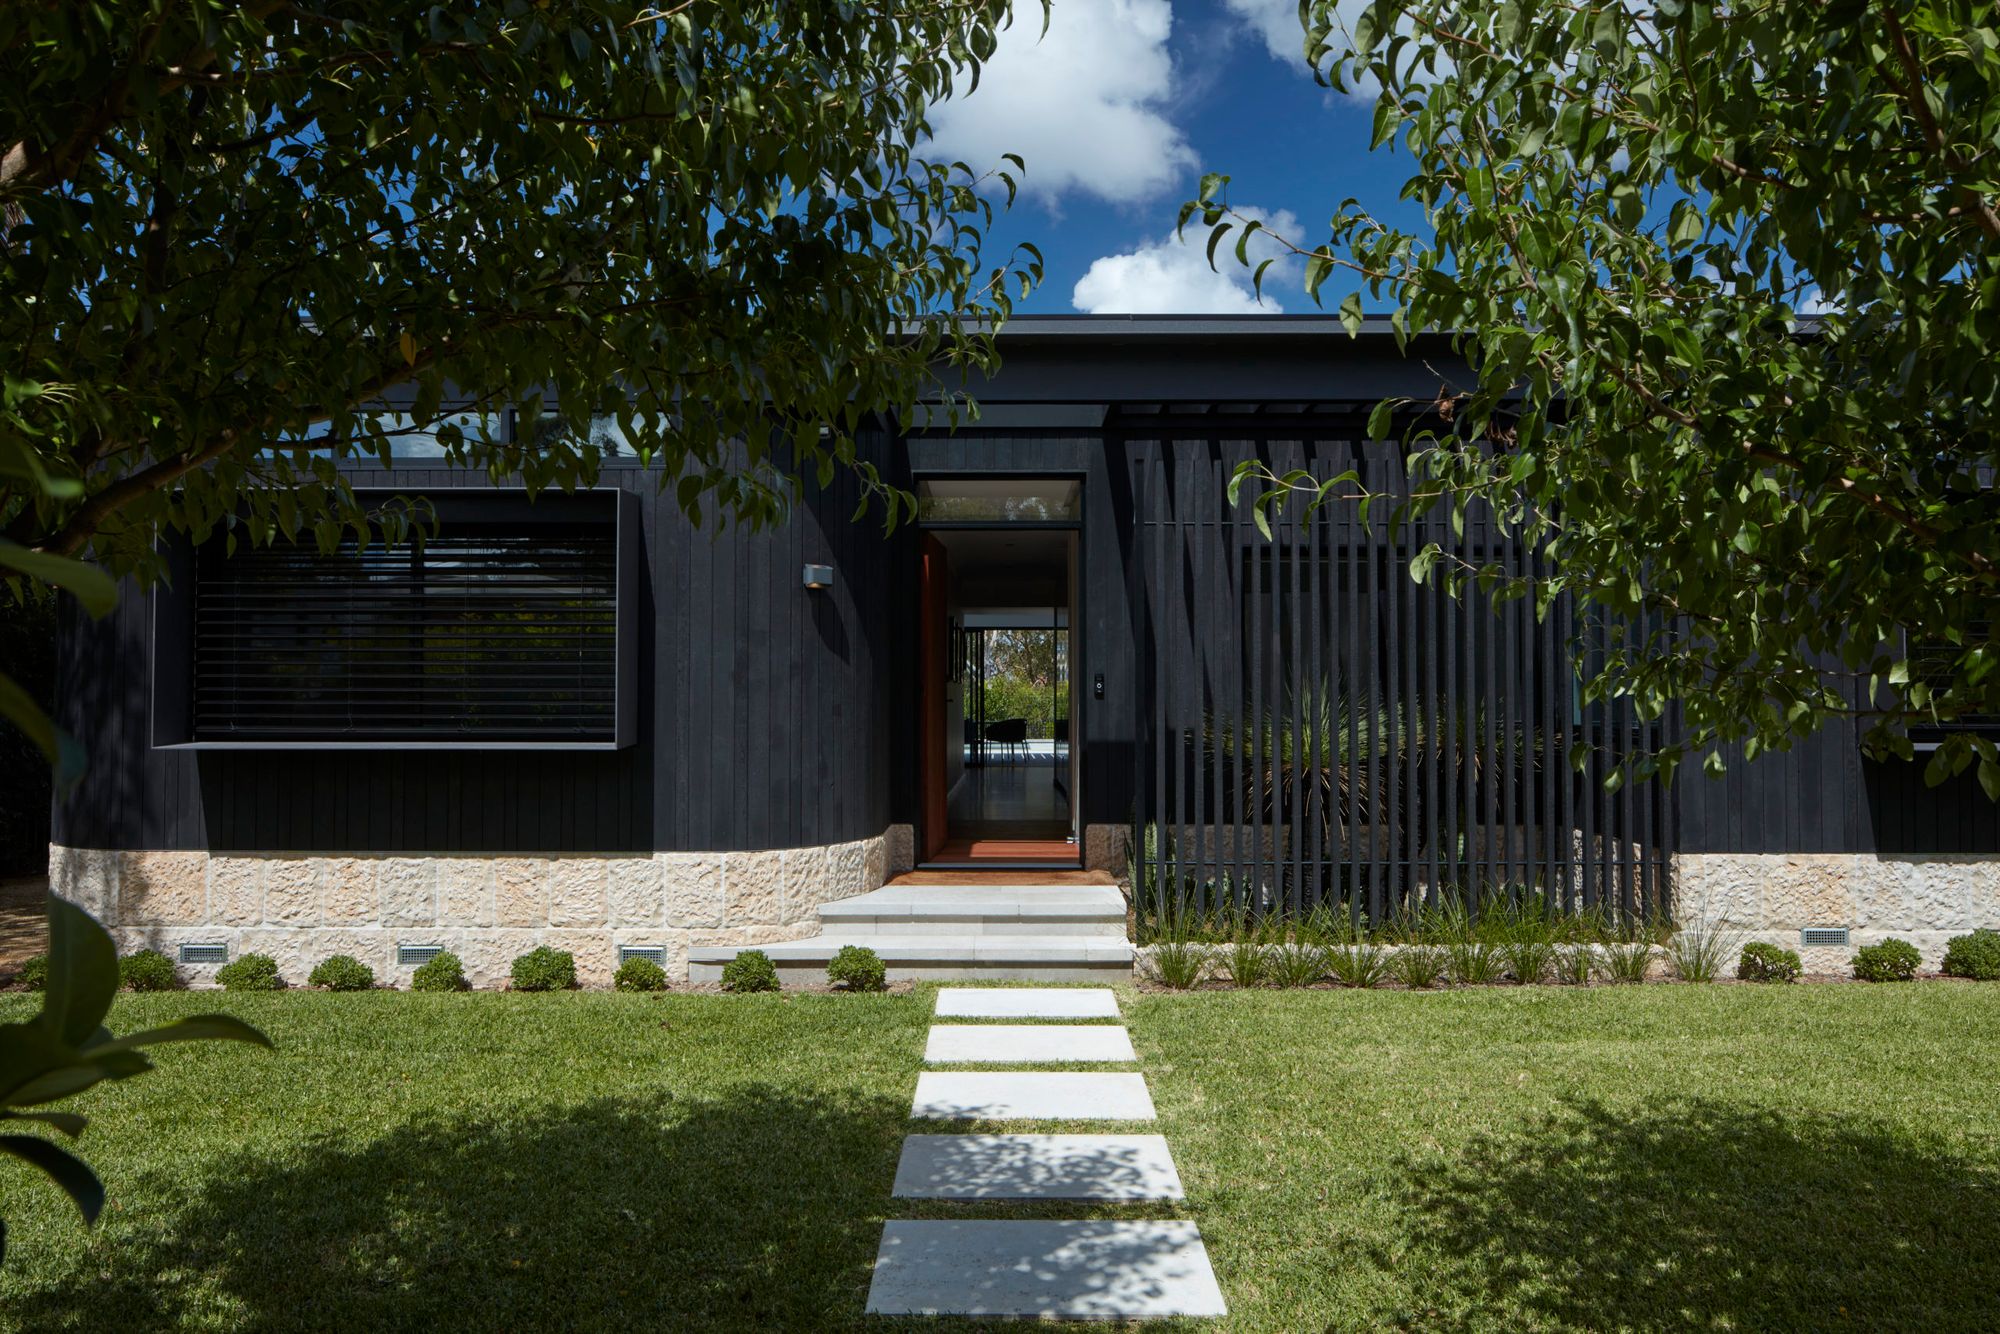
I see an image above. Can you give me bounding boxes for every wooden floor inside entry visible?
[923,838,1084,867]
[888,865,1115,886]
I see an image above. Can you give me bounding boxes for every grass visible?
[1,985,1997,1330]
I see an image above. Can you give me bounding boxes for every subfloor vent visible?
[178,942,229,965]
[1801,927,1851,948]
[618,946,666,966]
[397,944,444,966]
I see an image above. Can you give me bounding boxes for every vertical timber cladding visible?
[1127,423,1675,927]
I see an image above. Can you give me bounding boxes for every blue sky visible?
[924,0,1427,314]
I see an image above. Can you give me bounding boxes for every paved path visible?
[865,987,1225,1320]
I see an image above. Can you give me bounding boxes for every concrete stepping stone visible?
[925,1024,1137,1064]
[893,1134,1184,1200]
[911,1071,1155,1121]
[933,987,1120,1019]
[866,1219,1227,1318]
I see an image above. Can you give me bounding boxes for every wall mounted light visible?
[802,563,834,590]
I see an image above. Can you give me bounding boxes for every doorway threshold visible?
[924,838,1081,869]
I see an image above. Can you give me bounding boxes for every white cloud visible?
[1220,0,1444,99]
[1072,208,1303,314]
[926,0,1198,207]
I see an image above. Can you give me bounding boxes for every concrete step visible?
[687,934,1133,987]
[924,1024,1137,1064]
[910,1071,1157,1121]
[892,1134,1185,1200]
[815,884,1127,937]
[866,1220,1227,1318]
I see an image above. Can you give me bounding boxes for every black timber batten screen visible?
[161,489,637,748]
[1125,420,1675,925]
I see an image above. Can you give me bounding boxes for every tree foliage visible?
[1199,0,2000,794]
[0,898,269,1264]
[0,0,1042,762]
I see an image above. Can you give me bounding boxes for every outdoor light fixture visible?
[802,563,834,590]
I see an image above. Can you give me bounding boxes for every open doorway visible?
[917,507,1080,867]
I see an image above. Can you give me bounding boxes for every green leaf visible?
[36,898,118,1050]
[0,1134,103,1225]
[1367,398,1397,441]
[0,543,116,617]
[82,1014,272,1059]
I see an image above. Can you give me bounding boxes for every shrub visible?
[1942,928,2000,981]
[1268,941,1326,988]
[13,954,47,991]
[310,954,376,991]
[1738,941,1803,983]
[410,950,468,992]
[827,944,887,992]
[1387,943,1447,989]
[215,952,283,991]
[119,948,179,992]
[1847,939,1919,982]
[1147,939,1210,989]
[1225,939,1269,988]
[1325,941,1389,988]
[614,955,670,992]
[510,946,577,992]
[721,949,780,993]
[1601,940,1655,984]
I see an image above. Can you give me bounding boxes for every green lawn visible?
[0,984,1995,1331]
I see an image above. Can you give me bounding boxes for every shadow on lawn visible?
[1388,1096,2000,1331]
[14,1087,912,1333]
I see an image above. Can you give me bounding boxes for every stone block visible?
[549,859,608,927]
[379,858,437,928]
[688,927,748,949]
[493,858,550,927]
[607,858,665,927]
[863,837,887,894]
[118,851,207,926]
[263,859,320,926]
[456,929,541,989]
[321,858,378,925]
[1760,855,1855,928]
[663,855,723,927]
[1083,824,1130,878]
[208,857,265,926]
[438,858,494,927]
[49,845,117,921]
[544,929,617,989]
[886,824,916,879]
[723,850,785,926]
[828,840,868,900]
[781,845,832,924]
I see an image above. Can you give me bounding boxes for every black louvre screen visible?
[190,504,621,744]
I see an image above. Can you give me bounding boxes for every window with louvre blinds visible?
[152,490,636,749]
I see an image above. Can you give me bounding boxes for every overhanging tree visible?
[1197,0,2000,794]
[0,0,1042,765]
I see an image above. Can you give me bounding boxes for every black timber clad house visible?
[49,316,2000,985]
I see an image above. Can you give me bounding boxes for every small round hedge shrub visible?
[410,950,468,992]
[119,949,179,992]
[720,949,779,993]
[614,956,669,992]
[827,944,887,992]
[13,955,47,991]
[1851,938,1921,983]
[310,954,376,991]
[510,946,577,992]
[216,952,283,991]
[1737,941,1803,983]
[1942,928,2000,981]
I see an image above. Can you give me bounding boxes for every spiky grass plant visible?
[1268,941,1327,989]
[1387,943,1448,989]
[1554,944,1596,985]
[1148,938,1211,989]
[1447,939,1503,985]
[1226,938,1270,988]
[1600,939,1655,984]
[1666,913,1742,983]
[1325,941,1390,989]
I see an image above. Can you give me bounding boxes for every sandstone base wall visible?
[49,824,916,989]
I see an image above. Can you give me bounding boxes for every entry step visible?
[687,935,1132,987]
[816,884,1127,936]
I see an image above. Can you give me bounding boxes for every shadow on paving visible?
[1385,1096,2000,1332]
[10,1088,924,1333]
